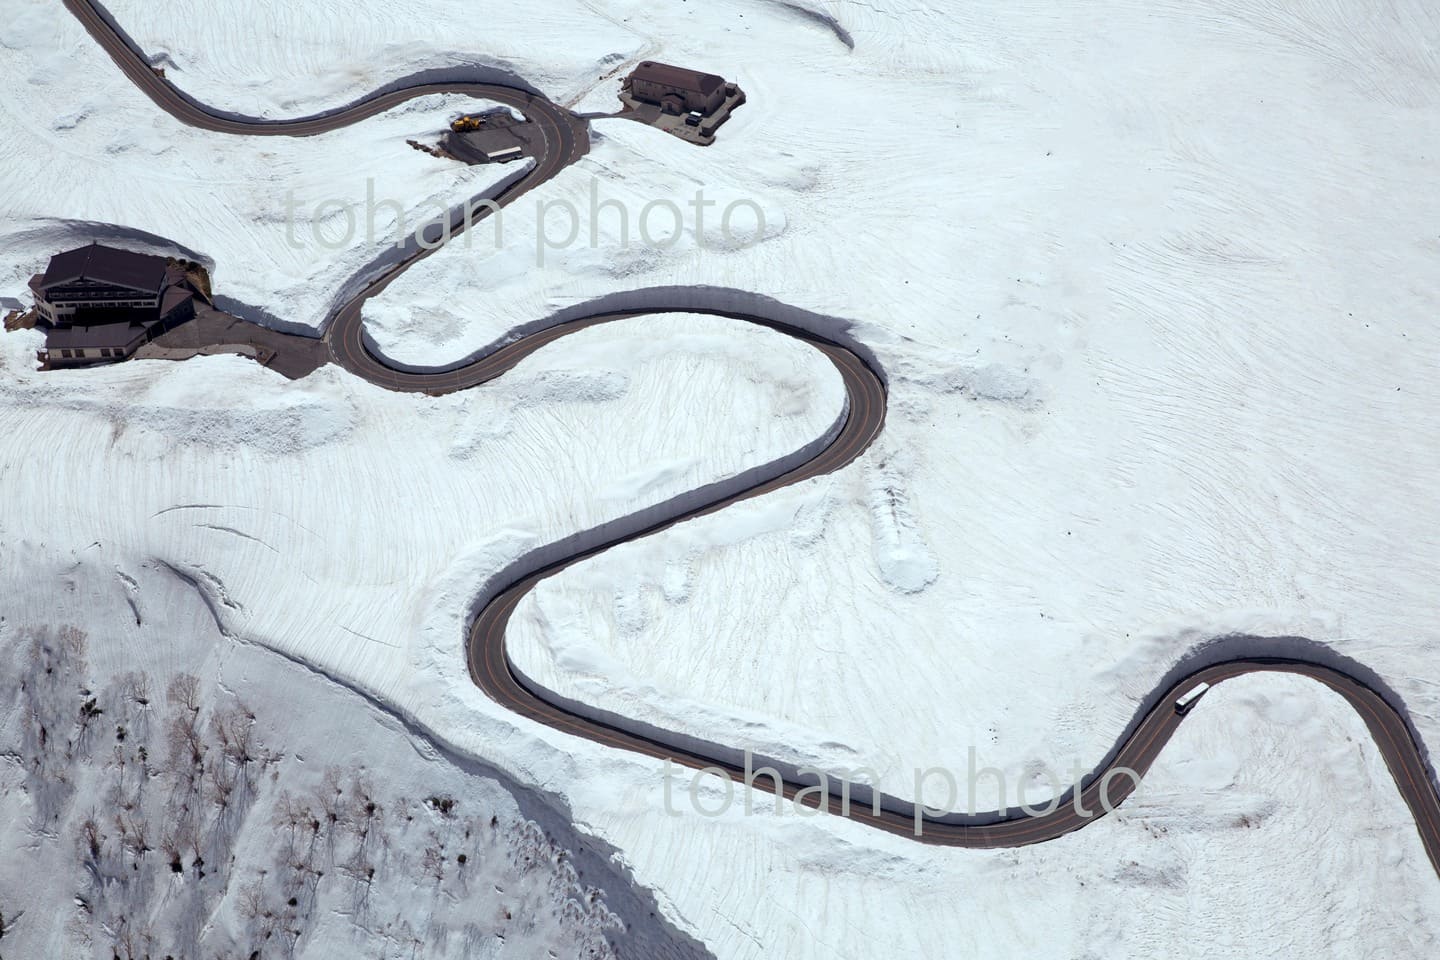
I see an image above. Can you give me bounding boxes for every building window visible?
[60,349,72,358]
[74,349,85,358]
[100,348,111,358]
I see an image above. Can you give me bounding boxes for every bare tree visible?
[115,917,139,960]
[121,670,151,708]
[78,814,110,888]
[315,767,347,827]
[168,713,206,772]
[207,756,237,811]
[237,880,268,922]
[167,673,201,715]
[187,833,205,878]
[421,845,446,883]
[115,810,150,864]
[348,776,382,841]
[161,829,185,874]
[273,790,303,851]
[213,705,256,769]
[79,816,104,863]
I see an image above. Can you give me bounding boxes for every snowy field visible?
[0,546,711,958]
[3,0,1440,957]
[1,1,532,333]
[101,0,647,116]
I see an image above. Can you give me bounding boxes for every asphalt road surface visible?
[67,0,1440,875]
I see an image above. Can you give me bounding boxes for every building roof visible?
[46,318,163,351]
[160,285,195,317]
[39,242,171,294]
[631,61,726,97]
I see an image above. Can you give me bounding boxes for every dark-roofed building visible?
[28,242,198,367]
[627,61,730,115]
[44,318,166,362]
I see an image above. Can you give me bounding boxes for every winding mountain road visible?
[66,0,1440,877]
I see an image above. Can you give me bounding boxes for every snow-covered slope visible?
[1,1,529,332]
[0,546,713,958]
[503,0,1440,813]
[101,0,647,114]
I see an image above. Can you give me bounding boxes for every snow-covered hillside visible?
[1,2,534,333]
[3,0,1440,957]
[100,0,646,116]
[0,546,721,957]
[500,0,1440,823]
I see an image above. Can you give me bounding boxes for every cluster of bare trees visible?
[76,667,275,957]
[17,625,92,824]
[4,627,279,958]
[2,623,625,959]
[236,768,391,950]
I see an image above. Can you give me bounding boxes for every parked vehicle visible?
[451,114,489,132]
[1174,682,1211,714]
[484,146,524,163]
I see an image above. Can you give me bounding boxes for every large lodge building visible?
[28,242,199,367]
[626,61,731,115]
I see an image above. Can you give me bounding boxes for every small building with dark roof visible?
[28,242,198,367]
[626,61,730,115]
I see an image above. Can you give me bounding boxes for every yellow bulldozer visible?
[450,114,488,133]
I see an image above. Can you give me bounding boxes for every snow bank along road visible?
[68,0,1440,874]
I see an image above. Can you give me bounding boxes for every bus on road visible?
[1175,682,1211,715]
